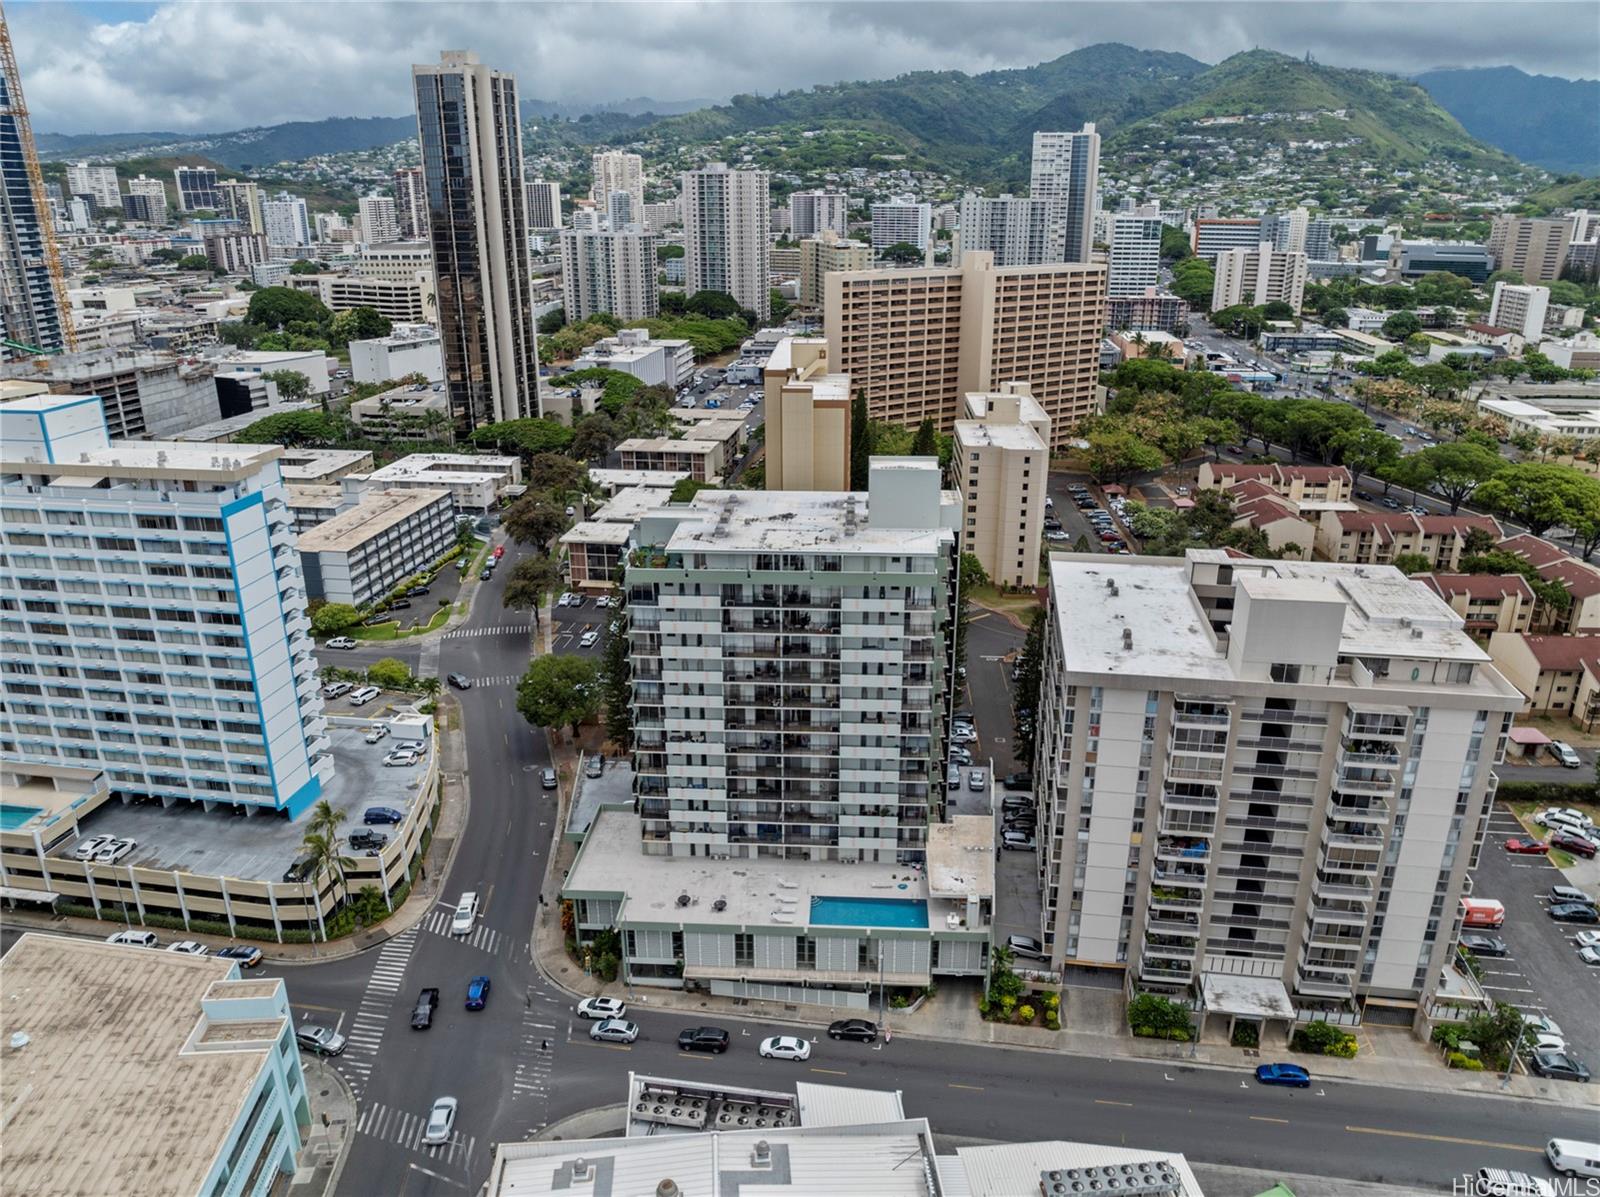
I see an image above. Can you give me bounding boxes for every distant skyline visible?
[10,1,1594,136]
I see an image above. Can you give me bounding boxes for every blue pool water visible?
[0,805,43,830]
[810,895,929,929]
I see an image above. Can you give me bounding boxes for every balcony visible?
[1161,788,1220,811]
[1156,837,1211,862]
[1295,970,1355,999]
[1312,873,1374,903]
[1235,734,1324,753]
[1240,708,1328,727]
[1148,888,1204,913]
[1329,795,1390,822]
[1320,825,1384,857]
[1139,961,1195,983]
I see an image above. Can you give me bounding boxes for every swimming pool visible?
[809,895,929,929]
[0,804,43,831]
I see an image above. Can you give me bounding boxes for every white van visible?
[450,892,478,936]
[1547,1138,1600,1179]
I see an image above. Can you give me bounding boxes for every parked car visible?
[450,892,478,935]
[383,747,422,767]
[828,1018,879,1042]
[166,940,208,956]
[296,1025,346,1056]
[542,767,558,790]
[1550,885,1595,907]
[282,854,317,883]
[1505,838,1549,855]
[1254,1062,1311,1088]
[93,837,136,864]
[1552,832,1599,859]
[71,833,116,861]
[1459,933,1509,958]
[348,686,380,706]
[1579,947,1600,967]
[1525,1014,1564,1039]
[326,637,358,650]
[349,828,387,851]
[216,945,263,968]
[576,996,626,1020]
[1548,903,1599,924]
[590,1018,639,1043]
[493,545,506,560]
[1530,1050,1591,1082]
[480,567,493,581]
[365,724,390,744]
[422,1095,457,1145]
[968,769,987,792]
[1007,934,1046,962]
[321,682,353,699]
[950,727,977,745]
[1576,930,1600,949]
[579,630,600,648]
[1550,741,1583,768]
[1003,772,1033,791]
[1473,1168,1555,1197]
[1001,829,1036,851]
[1535,809,1591,835]
[364,806,404,825]
[465,976,492,1010]
[558,592,575,607]
[406,584,431,598]
[585,756,605,779]
[947,764,961,788]
[758,1035,811,1061]
[412,987,441,1029]
[1541,807,1595,831]
[948,746,972,766]
[105,929,158,948]
[677,1026,731,1053]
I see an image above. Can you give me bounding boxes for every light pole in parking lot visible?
[1501,1017,1526,1089]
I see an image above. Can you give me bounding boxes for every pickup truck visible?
[411,987,441,1030]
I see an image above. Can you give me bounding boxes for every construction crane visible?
[0,1,76,353]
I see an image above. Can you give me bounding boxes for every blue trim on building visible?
[220,491,289,810]
[281,776,322,820]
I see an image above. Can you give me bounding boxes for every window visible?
[1269,663,1302,684]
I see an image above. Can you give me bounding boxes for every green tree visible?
[669,477,712,503]
[366,657,412,689]
[1261,300,1296,323]
[177,252,211,271]
[299,828,355,920]
[769,289,793,324]
[236,409,342,446]
[262,369,312,402]
[1083,425,1164,483]
[1013,607,1045,766]
[1169,257,1215,310]
[1330,425,1401,491]
[247,285,330,329]
[911,417,939,458]
[469,417,575,459]
[525,452,586,495]
[1396,441,1505,513]
[503,495,571,551]
[1159,224,1192,261]
[1475,463,1600,537]
[1486,269,1525,288]
[849,391,871,490]
[1390,552,1434,575]
[312,603,362,635]
[571,412,619,460]
[328,306,392,345]
[880,241,924,264]
[289,259,324,275]
[501,555,562,614]
[1383,310,1423,340]
[516,654,601,736]
[598,590,632,749]
[959,551,989,590]
[538,306,567,334]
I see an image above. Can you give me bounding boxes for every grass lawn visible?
[966,583,1044,620]
[349,621,399,641]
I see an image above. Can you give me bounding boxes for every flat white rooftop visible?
[954,419,1046,451]
[662,487,951,555]
[296,487,450,553]
[588,467,689,490]
[559,520,632,547]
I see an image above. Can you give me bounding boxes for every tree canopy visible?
[247,285,330,329]
[1474,462,1600,538]
[1389,441,1504,513]
[516,654,601,736]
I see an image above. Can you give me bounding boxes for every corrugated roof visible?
[795,1082,905,1128]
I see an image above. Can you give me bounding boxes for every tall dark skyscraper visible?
[0,16,68,358]
[412,50,540,434]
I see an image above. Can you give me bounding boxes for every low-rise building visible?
[615,436,725,482]
[572,328,695,389]
[365,452,523,511]
[1415,573,1536,635]
[317,275,433,324]
[558,486,676,590]
[275,447,374,485]
[954,383,1051,588]
[1105,289,1189,334]
[348,326,444,385]
[1225,483,1318,560]
[1314,511,1501,570]
[1486,632,1600,715]
[349,381,452,441]
[296,488,455,608]
[762,336,850,491]
[0,933,309,1197]
[1197,462,1352,504]
[1496,534,1600,632]
[206,348,331,396]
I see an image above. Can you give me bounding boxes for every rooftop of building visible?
[949,1141,1201,1197]
[1503,632,1600,673]
[587,467,688,491]
[591,485,677,525]
[953,418,1046,451]
[351,382,449,413]
[277,446,374,482]
[285,483,348,510]
[656,483,955,555]
[1049,550,1501,683]
[566,810,982,933]
[925,816,995,902]
[171,401,320,444]
[1325,510,1502,538]
[0,762,107,837]
[368,453,519,480]
[296,487,451,553]
[0,933,284,1197]
[559,519,633,547]
[617,437,720,455]
[1209,462,1351,484]
[1415,573,1536,601]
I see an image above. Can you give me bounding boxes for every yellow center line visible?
[1345,1126,1542,1154]
[948,1083,985,1091]
[1250,1116,1290,1124]
[579,1041,632,1052]
[809,1068,849,1076]
[1094,1099,1134,1108]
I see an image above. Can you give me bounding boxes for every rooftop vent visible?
[572,1157,590,1180]
[676,893,691,907]
[1122,628,1133,650]
[712,898,727,912]
[8,1031,29,1050]
[752,1139,773,1168]
[657,1182,680,1197]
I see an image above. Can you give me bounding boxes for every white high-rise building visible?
[215,180,264,236]
[1107,207,1163,298]
[392,166,427,241]
[125,175,169,228]
[358,194,400,244]
[788,189,850,239]
[0,393,333,816]
[262,192,311,248]
[413,50,541,433]
[560,223,659,322]
[314,212,349,243]
[65,162,120,212]
[957,193,1052,266]
[1212,243,1308,313]
[681,162,770,320]
[1030,125,1100,263]
[1488,281,1551,342]
[1305,217,1334,262]
[870,197,931,251]
[1031,549,1521,1016]
[524,180,562,230]
[1269,206,1310,255]
[606,190,636,230]
[591,150,645,213]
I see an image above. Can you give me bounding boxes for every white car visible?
[579,630,599,649]
[422,1096,457,1145]
[1529,1032,1569,1054]
[1575,929,1600,949]
[758,1035,811,1061]
[1535,809,1590,835]
[558,592,575,607]
[348,686,380,706]
[71,833,116,861]
[105,929,158,948]
[365,725,390,744]
[576,996,627,1020]
[166,940,208,956]
[383,747,422,767]
[1540,806,1595,830]
[1549,741,1583,769]
[1524,1014,1564,1039]
[450,892,478,936]
[326,636,358,650]
[950,727,977,745]
[589,1018,639,1043]
[94,838,136,864]
[321,682,353,699]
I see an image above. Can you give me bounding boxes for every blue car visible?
[363,806,404,825]
[466,975,491,1010]
[1254,1062,1311,1088]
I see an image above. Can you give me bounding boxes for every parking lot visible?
[551,593,612,657]
[48,722,431,883]
[1044,475,1138,555]
[1468,802,1600,1075]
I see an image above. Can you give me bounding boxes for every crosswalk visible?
[462,673,522,688]
[512,1002,559,1099]
[444,623,534,639]
[355,1099,477,1167]
[337,927,418,1094]
[421,908,506,954]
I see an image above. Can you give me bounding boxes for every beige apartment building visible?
[1487,216,1572,285]
[762,336,850,491]
[798,229,872,310]
[954,383,1051,588]
[615,436,724,482]
[825,250,1106,449]
[1211,243,1308,313]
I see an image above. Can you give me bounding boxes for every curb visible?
[533,1103,627,1142]
[308,1056,358,1197]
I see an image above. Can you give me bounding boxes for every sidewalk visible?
[289,1056,356,1196]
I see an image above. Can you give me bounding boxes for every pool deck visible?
[566,809,988,933]
[809,896,930,929]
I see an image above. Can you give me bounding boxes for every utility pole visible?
[1501,1016,1526,1090]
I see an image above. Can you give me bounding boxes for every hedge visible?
[1495,781,1598,806]
[1291,1019,1359,1058]
[1447,1051,1485,1071]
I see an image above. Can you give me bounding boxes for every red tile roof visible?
[1498,534,1570,568]
[1511,633,1600,673]
[1332,511,1500,539]
[1212,463,1351,487]
[1415,573,1536,601]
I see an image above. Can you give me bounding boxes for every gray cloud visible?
[9,1,1594,135]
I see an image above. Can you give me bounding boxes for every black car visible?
[828,1018,879,1042]
[1003,773,1033,791]
[1459,933,1509,958]
[447,672,472,690]
[480,567,493,581]
[1530,1049,1591,1082]
[406,585,431,597]
[412,987,440,1030]
[388,598,413,610]
[349,828,387,851]
[677,1026,730,1053]
[1549,902,1600,924]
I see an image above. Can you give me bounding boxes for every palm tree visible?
[300,829,356,920]
[308,798,346,844]
[418,676,442,700]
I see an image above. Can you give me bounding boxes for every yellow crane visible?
[0,1,76,352]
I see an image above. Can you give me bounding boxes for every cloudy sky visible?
[11,1,1594,135]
